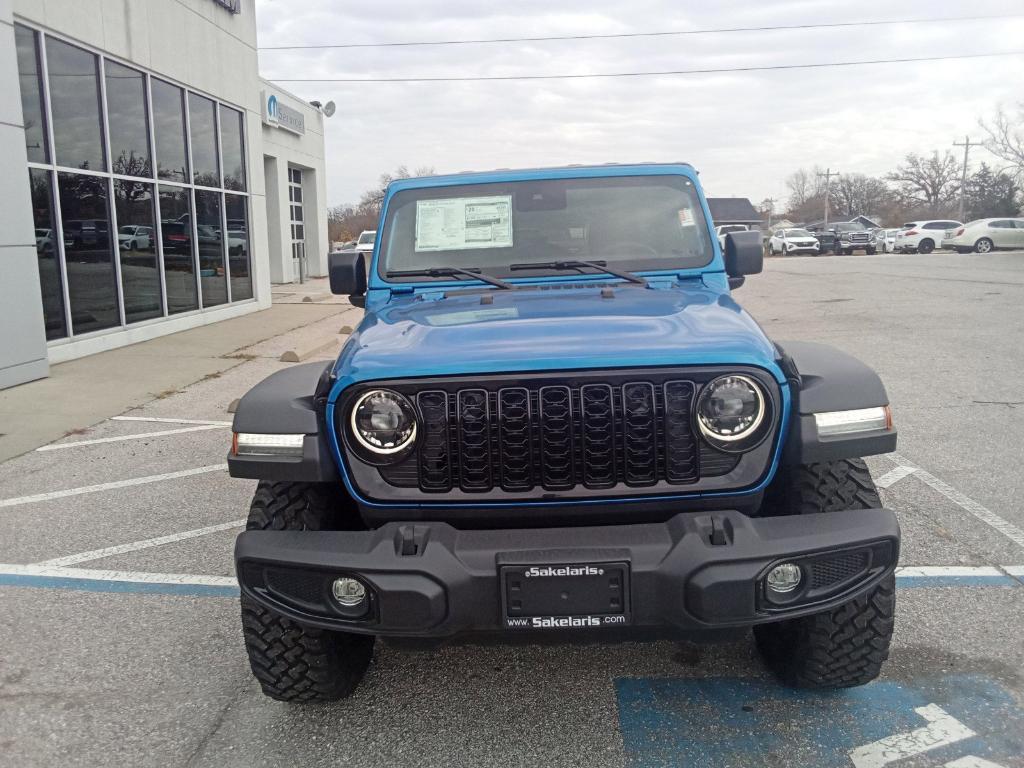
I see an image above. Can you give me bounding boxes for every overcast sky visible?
[254,0,1024,211]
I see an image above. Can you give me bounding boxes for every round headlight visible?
[696,375,766,448]
[349,389,417,456]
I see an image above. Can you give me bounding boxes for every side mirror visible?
[723,230,763,289]
[329,249,367,307]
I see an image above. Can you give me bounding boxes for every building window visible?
[105,61,151,178]
[46,37,105,172]
[152,79,188,183]
[188,92,219,188]
[29,169,66,339]
[14,24,253,344]
[15,26,48,163]
[114,180,161,323]
[288,168,306,278]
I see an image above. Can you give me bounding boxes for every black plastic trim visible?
[776,341,897,464]
[228,361,340,482]
[235,506,900,637]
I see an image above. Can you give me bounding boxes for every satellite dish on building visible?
[322,100,336,118]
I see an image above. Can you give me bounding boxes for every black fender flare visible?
[776,340,897,465]
[227,361,340,482]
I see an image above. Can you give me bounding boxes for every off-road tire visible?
[754,459,895,688]
[240,481,374,702]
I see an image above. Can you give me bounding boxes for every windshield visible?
[358,231,376,245]
[786,229,813,237]
[833,222,864,232]
[378,175,713,280]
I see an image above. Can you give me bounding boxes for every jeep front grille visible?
[342,369,779,502]
[408,379,702,493]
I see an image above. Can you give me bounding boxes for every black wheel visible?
[866,248,876,255]
[754,460,895,688]
[975,238,993,254]
[240,481,374,702]
[918,238,934,254]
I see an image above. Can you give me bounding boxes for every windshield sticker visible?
[415,195,513,252]
[425,307,519,327]
[677,207,695,228]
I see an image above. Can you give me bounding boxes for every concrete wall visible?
[0,1,50,388]
[0,0,327,383]
[260,81,329,282]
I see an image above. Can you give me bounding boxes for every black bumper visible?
[235,508,899,637]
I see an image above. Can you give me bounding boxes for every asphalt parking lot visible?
[1,251,1023,768]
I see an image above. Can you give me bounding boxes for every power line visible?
[257,14,1022,51]
[269,50,1024,84]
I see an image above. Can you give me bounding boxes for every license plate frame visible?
[500,562,630,630]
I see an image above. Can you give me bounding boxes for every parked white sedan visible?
[943,218,1024,253]
[767,228,820,255]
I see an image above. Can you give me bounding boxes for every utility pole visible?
[953,135,975,222]
[761,197,777,228]
[817,168,839,226]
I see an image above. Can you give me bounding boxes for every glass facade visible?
[14,25,254,343]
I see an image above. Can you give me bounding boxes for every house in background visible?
[706,198,763,229]
[805,214,883,230]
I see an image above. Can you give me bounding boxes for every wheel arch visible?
[775,341,897,465]
[228,361,342,483]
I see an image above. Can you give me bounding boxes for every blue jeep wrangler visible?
[229,163,899,702]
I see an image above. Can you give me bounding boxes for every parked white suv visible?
[943,218,1024,253]
[767,228,820,255]
[893,220,961,254]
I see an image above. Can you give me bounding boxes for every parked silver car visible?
[943,218,1024,253]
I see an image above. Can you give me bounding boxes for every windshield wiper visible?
[386,267,513,290]
[508,259,647,285]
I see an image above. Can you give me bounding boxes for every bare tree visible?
[978,102,1024,183]
[886,151,961,211]
[329,165,437,243]
[829,173,892,219]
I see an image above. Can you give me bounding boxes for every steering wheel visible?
[594,241,660,257]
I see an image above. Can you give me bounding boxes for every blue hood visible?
[330,282,784,391]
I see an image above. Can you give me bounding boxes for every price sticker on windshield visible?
[677,207,696,228]
[415,195,513,252]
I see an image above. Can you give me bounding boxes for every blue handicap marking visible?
[615,674,1023,768]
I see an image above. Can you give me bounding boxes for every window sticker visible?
[677,207,695,228]
[415,195,513,251]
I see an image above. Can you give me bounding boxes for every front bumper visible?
[236,508,899,637]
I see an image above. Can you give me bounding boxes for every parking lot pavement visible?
[1,252,1023,767]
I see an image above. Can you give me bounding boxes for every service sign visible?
[261,90,305,135]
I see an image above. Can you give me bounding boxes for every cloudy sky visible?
[254,0,1024,210]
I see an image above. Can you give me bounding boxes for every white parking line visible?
[849,704,975,768]
[112,416,233,426]
[895,566,1004,577]
[0,464,228,509]
[892,452,1024,550]
[0,563,237,586]
[875,465,917,489]
[37,424,227,451]
[35,519,246,567]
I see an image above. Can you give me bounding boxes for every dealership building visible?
[0,0,329,389]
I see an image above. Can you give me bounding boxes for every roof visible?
[386,163,698,193]
[706,197,762,224]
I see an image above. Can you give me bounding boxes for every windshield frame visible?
[371,167,717,287]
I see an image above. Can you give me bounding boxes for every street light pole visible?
[953,135,974,222]
[817,168,839,226]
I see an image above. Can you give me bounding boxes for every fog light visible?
[766,563,802,594]
[332,577,366,607]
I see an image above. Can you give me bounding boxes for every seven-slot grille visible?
[405,380,704,494]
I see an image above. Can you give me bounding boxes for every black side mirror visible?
[329,249,367,306]
[723,230,763,289]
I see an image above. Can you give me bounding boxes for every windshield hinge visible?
[417,290,447,302]
[389,285,415,296]
[644,278,678,290]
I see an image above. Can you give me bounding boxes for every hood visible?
[331,282,783,388]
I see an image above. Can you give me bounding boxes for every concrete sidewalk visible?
[0,279,360,462]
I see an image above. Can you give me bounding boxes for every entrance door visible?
[288,168,306,282]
